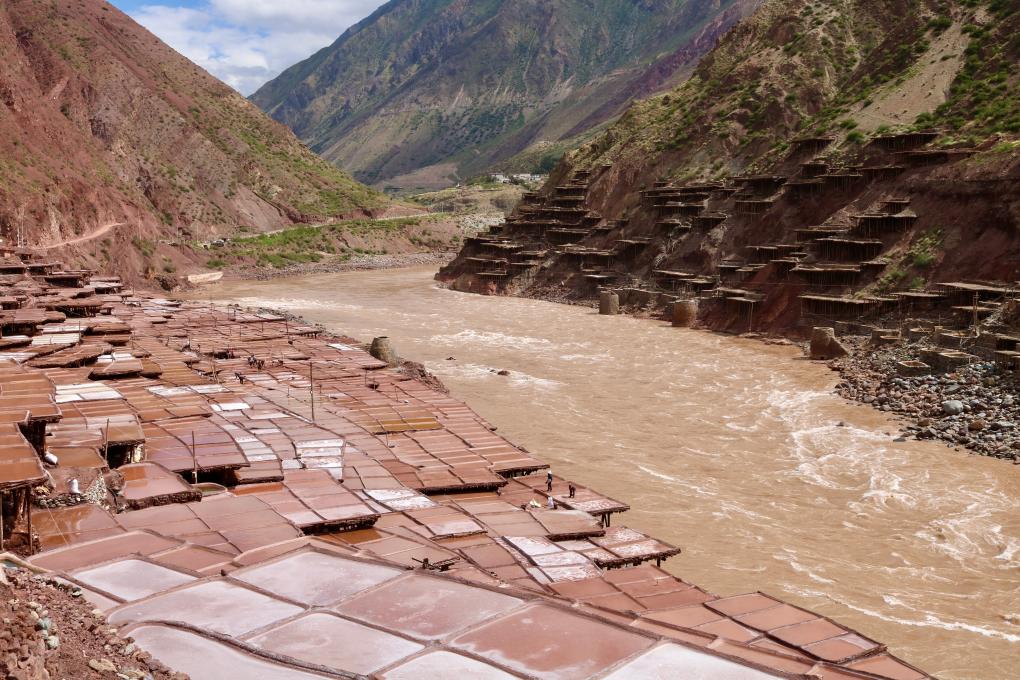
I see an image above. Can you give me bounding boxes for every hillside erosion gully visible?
[437,132,1020,463]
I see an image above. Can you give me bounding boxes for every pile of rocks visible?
[35,475,111,510]
[0,566,184,680]
[833,342,1020,461]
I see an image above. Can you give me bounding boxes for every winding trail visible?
[38,221,123,249]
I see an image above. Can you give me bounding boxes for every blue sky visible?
[110,0,387,95]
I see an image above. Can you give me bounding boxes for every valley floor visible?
[3,252,951,680]
[220,250,456,282]
[204,265,1020,680]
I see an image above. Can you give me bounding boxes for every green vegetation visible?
[561,0,1020,196]
[499,134,597,176]
[928,16,953,33]
[567,0,961,176]
[131,237,155,258]
[466,178,507,190]
[876,266,908,293]
[534,150,565,174]
[203,216,452,270]
[908,229,943,268]
[874,230,944,294]
[411,183,523,215]
[219,121,384,217]
[917,3,1020,135]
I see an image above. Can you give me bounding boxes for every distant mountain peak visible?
[252,0,760,191]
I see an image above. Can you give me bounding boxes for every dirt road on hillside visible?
[39,221,123,249]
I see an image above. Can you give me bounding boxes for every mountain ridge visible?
[0,0,386,271]
[438,0,1020,327]
[252,0,760,190]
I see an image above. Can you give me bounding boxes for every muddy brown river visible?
[201,266,1019,679]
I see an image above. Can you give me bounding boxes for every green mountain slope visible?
[439,0,1020,333]
[252,0,759,190]
[567,0,1018,182]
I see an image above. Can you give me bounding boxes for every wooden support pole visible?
[973,291,979,336]
[24,490,32,556]
[309,361,316,423]
[191,431,198,484]
[103,418,111,466]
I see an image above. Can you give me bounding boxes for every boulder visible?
[89,659,117,673]
[809,327,849,360]
[941,400,965,416]
[369,336,398,365]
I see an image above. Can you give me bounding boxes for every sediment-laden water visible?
[201,266,1019,679]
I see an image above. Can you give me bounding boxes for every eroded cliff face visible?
[252,0,760,189]
[438,0,1020,337]
[0,0,385,278]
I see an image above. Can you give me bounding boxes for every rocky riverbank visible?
[0,564,183,680]
[832,339,1020,462]
[210,251,456,283]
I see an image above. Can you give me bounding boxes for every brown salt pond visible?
[201,265,1020,680]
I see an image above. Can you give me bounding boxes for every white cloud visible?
[210,0,384,32]
[130,1,386,95]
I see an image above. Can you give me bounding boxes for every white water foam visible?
[633,465,720,498]
[434,362,563,391]
[637,464,677,482]
[559,353,611,362]
[914,510,1020,567]
[995,537,1020,564]
[430,329,555,351]
[773,550,836,585]
[764,382,927,512]
[786,586,1020,643]
[227,296,363,313]
[508,372,563,391]
[431,329,595,354]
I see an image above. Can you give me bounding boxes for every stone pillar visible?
[672,300,697,327]
[809,327,849,360]
[599,291,619,316]
[370,336,398,365]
